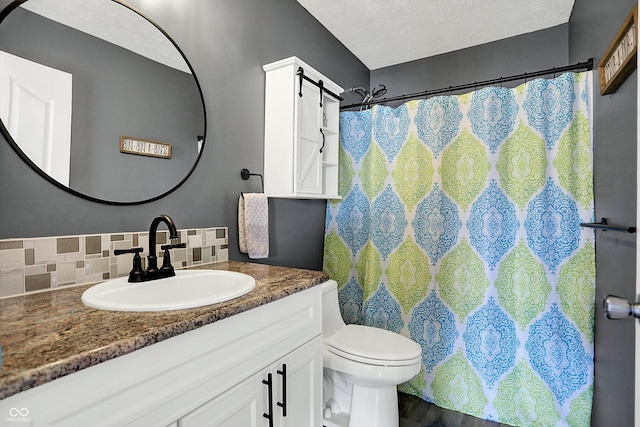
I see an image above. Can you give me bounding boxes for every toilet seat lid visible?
[326,325,421,365]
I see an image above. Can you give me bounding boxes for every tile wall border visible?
[0,227,228,298]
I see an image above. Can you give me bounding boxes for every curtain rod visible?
[340,58,594,110]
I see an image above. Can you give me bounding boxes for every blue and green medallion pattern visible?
[324,72,595,426]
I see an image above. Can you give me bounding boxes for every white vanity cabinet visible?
[263,56,343,199]
[0,286,323,427]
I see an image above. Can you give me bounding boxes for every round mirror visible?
[0,0,206,204]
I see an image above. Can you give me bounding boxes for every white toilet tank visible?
[322,280,347,338]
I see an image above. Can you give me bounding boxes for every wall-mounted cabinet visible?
[263,57,343,199]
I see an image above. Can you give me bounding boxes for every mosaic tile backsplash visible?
[0,227,228,298]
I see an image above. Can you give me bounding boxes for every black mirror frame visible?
[0,0,207,205]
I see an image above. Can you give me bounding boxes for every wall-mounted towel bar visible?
[580,218,636,233]
[240,168,264,198]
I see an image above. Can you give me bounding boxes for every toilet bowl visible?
[321,280,422,427]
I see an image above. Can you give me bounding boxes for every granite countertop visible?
[0,261,329,400]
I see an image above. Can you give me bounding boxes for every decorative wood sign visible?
[120,136,171,159]
[598,4,638,95]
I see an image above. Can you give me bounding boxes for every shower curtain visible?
[323,72,594,427]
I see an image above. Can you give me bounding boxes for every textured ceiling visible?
[296,0,576,70]
[20,0,190,73]
[19,0,575,73]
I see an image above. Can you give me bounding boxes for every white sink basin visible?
[81,270,256,312]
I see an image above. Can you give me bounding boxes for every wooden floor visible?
[398,392,509,427]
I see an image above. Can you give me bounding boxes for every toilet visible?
[321,280,422,427]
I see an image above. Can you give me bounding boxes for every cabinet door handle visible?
[319,128,325,153]
[262,373,274,427]
[277,364,287,417]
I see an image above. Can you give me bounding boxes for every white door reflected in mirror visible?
[0,50,72,186]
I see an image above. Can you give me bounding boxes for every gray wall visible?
[0,8,203,202]
[570,1,637,425]
[0,0,369,270]
[370,24,569,105]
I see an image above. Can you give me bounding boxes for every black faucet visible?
[114,214,185,282]
[146,214,185,280]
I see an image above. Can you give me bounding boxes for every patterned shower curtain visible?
[323,72,594,427]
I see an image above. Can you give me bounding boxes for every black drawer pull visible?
[277,364,287,417]
[262,373,273,427]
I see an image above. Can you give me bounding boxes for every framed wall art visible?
[598,4,638,95]
[120,136,172,159]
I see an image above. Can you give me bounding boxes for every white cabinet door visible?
[273,336,322,427]
[179,368,268,427]
[295,78,323,195]
[178,336,322,427]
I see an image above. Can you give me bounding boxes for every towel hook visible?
[240,168,264,198]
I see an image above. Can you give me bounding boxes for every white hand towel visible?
[238,193,269,259]
[238,196,248,254]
